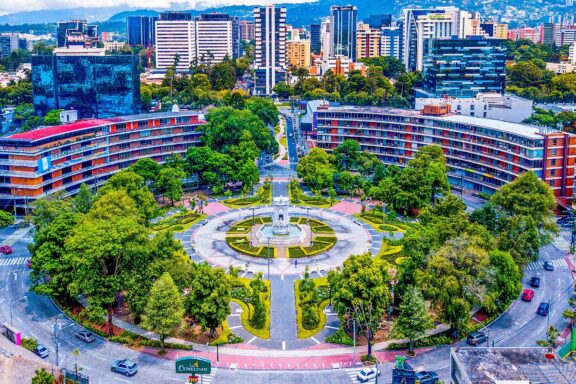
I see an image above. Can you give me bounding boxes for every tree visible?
[130,158,161,188]
[66,190,151,335]
[30,191,74,230]
[43,109,63,126]
[156,167,185,205]
[328,253,390,356]
[508,61,547,88]
[395,286,434,354]
[144,272,184,353]
[485,250,522,313]
[32,368,55,384]
[74,183,93,214]
[0,210,14,228]
[185,263,231,338]
[273,82,293,98]
[296,148,336,192]
[245,97,279,126]
[333,139,361,170]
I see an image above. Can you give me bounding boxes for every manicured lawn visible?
[295,276,331,339]
[222,188,272,209]
[152,211,206,233]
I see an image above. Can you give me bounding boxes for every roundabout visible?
[186,202,372,276]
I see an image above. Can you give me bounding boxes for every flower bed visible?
[288,236,337,258]
[225,236,276,258]
[295,276,330,339]
[230,276,270,339]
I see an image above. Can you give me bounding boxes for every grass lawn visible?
[354,211,407,233]
[222,188,272,209]
[152,212,206,233]
[231,276,271,339]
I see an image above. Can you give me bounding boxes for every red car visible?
[0,245,12,254]
[522,289,535,302]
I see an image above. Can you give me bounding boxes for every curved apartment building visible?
[315,105,576,202]
[0,111,205,209]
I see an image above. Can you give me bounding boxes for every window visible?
[470,105,475,111]
[138,120,147,127]
[140,130,151,137]
[551,159,557,166]
[116,123,127,132]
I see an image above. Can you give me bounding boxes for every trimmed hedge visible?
[288,236,336,258]
[326,327,354,345]
[386,334,453,350]
[225,237,276,258]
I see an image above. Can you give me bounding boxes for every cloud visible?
[0,0,311,15]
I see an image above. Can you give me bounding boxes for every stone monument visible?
[272,195,290,235]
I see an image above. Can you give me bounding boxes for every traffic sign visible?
[176,356,211,375]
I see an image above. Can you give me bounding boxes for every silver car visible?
[111,359,138,376]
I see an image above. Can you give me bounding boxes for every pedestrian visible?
[295,259,298,267]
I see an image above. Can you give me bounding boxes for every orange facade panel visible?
[9,166,35,172]
[11,154,40,161]
[52,169,63,178]
[72,174,82,182]
[10,176,42,186]
[72,164,82,172]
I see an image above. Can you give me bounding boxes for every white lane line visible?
[282,341,286,350]
[89,353,106,361]
[325,325,339,330]
[229,325,242,330]
[115,379,130,383]
[166,378,181,382]
[247,336,257,344]
[311,336,320,344]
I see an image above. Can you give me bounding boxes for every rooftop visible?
[5,111,204,142]
[321,105,558,140]
[452,347,576,384]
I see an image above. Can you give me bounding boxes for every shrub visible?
[311,225,334,234]
[250,299,266,329]
[386,334,453,350]
[361,354,378,364]
[302,305,320,330]
[21,337,38,352]
[326,327,354,345]
[139,338,194,350]
[227,333,243,344]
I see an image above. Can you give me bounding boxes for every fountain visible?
[272,195,289,235]
[256,196,306,245]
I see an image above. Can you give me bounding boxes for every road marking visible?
[311,336,320,344]
[247,336,257,344]
[115,379,130,383]
[166,377,181,382]
[229,325,242,330]
[89,352,105,361]
[281,274,284,280]
[325,325,339,330]
[282,341,286,350]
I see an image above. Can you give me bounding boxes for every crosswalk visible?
[525,258,568,271]
[0,257,28,266]
[192,368,217,384]
[1,227,31,247]
[345,367,378,383]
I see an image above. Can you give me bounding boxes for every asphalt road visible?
[284,113,299,171]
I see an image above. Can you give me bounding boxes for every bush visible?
[21,337,38,352]
[227,333,243,344]
[326,327,354,345]
[250,299,266,329]
[302,304,320,330]
[361,354,378,364]
[311,225,334,234]
[386,334,453,350]
[139,338,194,350]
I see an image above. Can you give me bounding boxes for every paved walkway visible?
[274,116,287,164]
[269,276,298,341]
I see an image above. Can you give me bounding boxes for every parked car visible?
[543,261,554,271]
[356,367,380,382]
[111,359,138,377]
[466,331,487,346]
[0,245,13,254]
[27,259,32,268]
[200,219,208,226]
[415,370,440,384]
[75,330,96,343]
[537,302,550,316]
[530,276,541,288]
[34,344,49,359]
[521,289,535,302]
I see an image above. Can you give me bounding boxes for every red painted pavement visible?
[330,201,363,215]
[140,347,437,371]
[203,202,230,215]
[565,255,576,280]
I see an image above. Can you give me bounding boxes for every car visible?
[530,276,541,288]
[111,359,138,377]
[543,261,554,271]
[200,219,208,226]
[521,289,535,302]
[33,344,49,359]
[356,367,380,382]
[75,330,96,343]
[0,245,13,254]
[27,259,32,268]
[466,331,487,346]
[537,302,550,316]
[415,370,440,384]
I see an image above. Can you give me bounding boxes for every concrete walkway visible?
[274,116,287,164]
[269,275,298,341]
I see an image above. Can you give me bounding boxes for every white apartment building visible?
[155,16,234,71]
[253,6,287,95]
[320,19,331,60]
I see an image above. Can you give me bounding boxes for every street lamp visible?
[267,237,271,281]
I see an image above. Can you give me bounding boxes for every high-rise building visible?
[541,22,557,45]
[0,36,10,59]
[253,6,287,95]
[480,21,509,39]
[380,26,403,61]
[239,20,255,41]
[329,5,357,61]
[310,24,321,54]
[364,14,392,29]
[287,40,311,68]
[155,12,239,70]
[356,23,380,59]
[420,36,507,98]
[32,49,141,118]
[402,7,477,72]
[320,18,331,59]
[126,16,158,47]
[57,19,98,48]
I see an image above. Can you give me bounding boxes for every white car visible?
[356,367,381,382]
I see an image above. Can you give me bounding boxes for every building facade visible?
[314,105,576,200]
[32,53,141,119]
[253,6,287,95]
[310,23,321,54]
[364,14,393,29]
[0,112,205,209]
[239,20,255,41]
[57,19,98,48]
[380,26,403,61]
[126,16,158,47]
[329,5,357,61]
[420,37,507,98]
[479,21,508,39]
[287,40,311,68]
[356,23,380,59]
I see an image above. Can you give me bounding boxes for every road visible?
[283,112,299,171]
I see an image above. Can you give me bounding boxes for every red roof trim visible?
[7,118,123,141]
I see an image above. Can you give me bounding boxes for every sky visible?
[0,0,311,15]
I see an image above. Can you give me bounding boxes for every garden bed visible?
[295,276,331,339]
[287,236,337,258]
[225,236,276,258]
[152,212,205,232]
[222,186,272,208]
[230,276,271,339]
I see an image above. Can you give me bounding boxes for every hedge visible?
[230,276,271,339]
[225,237,276,258]
[386,334,453,350]
[288,237,336,258]
[326,327,354,345]
[295,277,330,339]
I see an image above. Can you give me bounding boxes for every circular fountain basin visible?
[256,224,306,245]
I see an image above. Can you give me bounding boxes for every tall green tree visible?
[185,263,231,338]
[0,210,14,228]
[328,253,390,356]
[130,158,161,188]
[245,97,279,126]
[156,167,185,205]
[66,190,151,335]
[395,286,434,354]
[32,368,55,384]
[296,147,337,192]
[74,183,94,214]
[144,272,184,352]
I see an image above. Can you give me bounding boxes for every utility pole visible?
[267,237,271,280]
[52,316,61,367]
[353,319,356,367]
